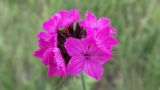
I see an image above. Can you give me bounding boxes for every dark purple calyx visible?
[57,23,86,64]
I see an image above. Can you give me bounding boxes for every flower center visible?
[83,53,91,60]
[57,23,86,64]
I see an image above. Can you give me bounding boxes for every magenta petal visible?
[54,48,66,67]
[79,11,97,30]
[105,36,119,46]
[82,37,111,64]
[48,63,66,77]
[58,9,80,27]
[100,36,119,53]
[84,61,103,80]
[109,26,117,34]
[91,50,112,65]
[38,35,55,50]
[38,38,49,49]
[43,19,57,31]
[47,48,66,77]
[98,17,110,29]
[37,32,49,39]
[67,57,84,74]
[42,48,54,65]
[33,49,45,58]
[70,9,81,21]
[65,37,83,56]
[85,11,97,23]
[51,48,66,76]
[95,29,118,53]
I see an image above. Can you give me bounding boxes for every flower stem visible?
[81,73,86,90]
[56,78,65,90]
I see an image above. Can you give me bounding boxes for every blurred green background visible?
[0,0,160,90]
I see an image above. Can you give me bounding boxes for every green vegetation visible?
[0,0,160,90]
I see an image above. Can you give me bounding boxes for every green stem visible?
[56,78,65,90]
[81,73,86,90]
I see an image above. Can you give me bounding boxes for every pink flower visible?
[43,9,80,31]
[33,32,55,64]
[33,31,66,77]
[79,11,119,54]
[79,11,110,31]
[33,9,80,77]
[94,29,119,54]
[65,37,111,80]
[33,9,118,80]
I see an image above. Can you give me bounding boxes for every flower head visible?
[33,9,118,80]
[65,37,111,80]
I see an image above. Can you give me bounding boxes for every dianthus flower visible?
[33,9,118,80]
